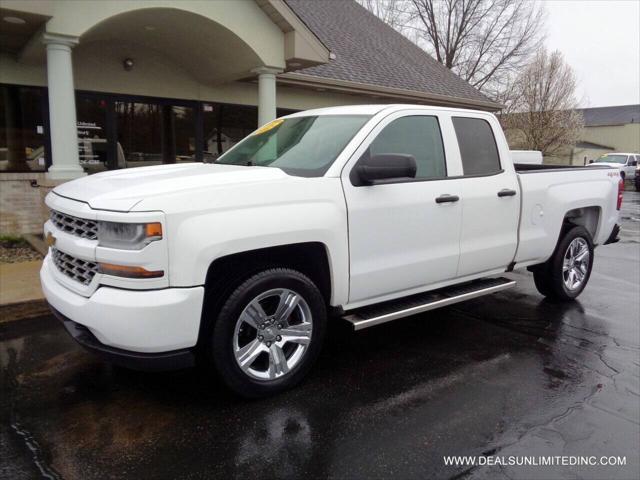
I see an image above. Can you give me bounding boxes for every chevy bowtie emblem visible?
[46,232,57,247]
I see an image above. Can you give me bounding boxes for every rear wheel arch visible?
[560,206,601,244]
[528,207,599,274]
[532,225,594,301]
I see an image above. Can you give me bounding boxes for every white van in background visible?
[511,150,543,165]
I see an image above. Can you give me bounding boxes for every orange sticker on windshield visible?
[253,119,284,135]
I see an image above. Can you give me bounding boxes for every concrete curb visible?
[24,233,48,256]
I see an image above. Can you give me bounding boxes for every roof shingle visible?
[285,0,494,105]
[578,105,640,127]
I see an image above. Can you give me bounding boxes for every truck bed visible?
[513,163,620,268]
[514,163,612,173]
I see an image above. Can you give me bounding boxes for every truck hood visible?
[53,163,290,211]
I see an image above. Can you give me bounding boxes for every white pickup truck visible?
[41,105,622,397]
[588,152,639,181]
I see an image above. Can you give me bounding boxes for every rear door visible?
[451,115,520,277]
[342,111,464,305]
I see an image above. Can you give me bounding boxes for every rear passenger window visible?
[452,117,501,175]
[368,115,446,179]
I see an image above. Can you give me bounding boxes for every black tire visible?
[210,268,326,398]
[532,226,594,301]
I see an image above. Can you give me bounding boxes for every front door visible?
[342,113,463,305]
[115,100,197,168]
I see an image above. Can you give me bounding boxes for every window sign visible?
[76,96,109,173]
[77,121,106,166]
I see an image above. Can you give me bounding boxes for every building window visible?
[116,101,197,169]
[2,83,299,174]
[201,104,297,161]
[202,103,257,161]
[0,84,48,172]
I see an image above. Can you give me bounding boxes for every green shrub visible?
[0,235,28,248]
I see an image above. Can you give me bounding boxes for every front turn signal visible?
[99,263,164,279]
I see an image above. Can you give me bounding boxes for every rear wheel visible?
[209,268,326,398]
[532,226,594,301]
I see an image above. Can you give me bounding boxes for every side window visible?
[367,115,446,179]
[452,117,501,175]
[627,155,637,166]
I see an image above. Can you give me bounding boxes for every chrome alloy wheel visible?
[233,288,313,381]
[563,237,590,291]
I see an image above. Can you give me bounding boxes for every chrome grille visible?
[50,210,98,240]
[52,249,98,286]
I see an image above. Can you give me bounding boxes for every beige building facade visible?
[568,105,640,165]
[0,0,496,235]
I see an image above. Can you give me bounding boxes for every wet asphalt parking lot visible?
[1,191,639,480]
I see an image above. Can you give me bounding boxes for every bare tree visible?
[356,0,408,31]
[499,49,584,156]
[359,0,545,98]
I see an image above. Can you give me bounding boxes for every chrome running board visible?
[343,277,516,331]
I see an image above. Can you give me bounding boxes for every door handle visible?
[435,194,460,204]
[497,189,517,197]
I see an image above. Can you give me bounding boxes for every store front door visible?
[75,93,201,173]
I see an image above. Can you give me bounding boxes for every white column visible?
[252,67,281,127]
[43,33,85,180]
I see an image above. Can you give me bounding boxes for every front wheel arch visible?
[196,242,332,351]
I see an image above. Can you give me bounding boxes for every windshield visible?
[594,154,627,164]
[214,115,371,177]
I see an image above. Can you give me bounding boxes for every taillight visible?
[617,177,624,210]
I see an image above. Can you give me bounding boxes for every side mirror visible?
[588,159,594,164]
[353,153,417,186]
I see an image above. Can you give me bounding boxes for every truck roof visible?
[285,104,495,118]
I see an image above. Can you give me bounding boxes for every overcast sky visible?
[542,0,640,108]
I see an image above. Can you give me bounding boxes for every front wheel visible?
[210,268,326,398]
[533,226,594,301]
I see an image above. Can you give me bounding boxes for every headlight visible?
[97,222,162,250]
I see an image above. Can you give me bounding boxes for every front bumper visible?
[41,255,205,359]
[51,307,195,371]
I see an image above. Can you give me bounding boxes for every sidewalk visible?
[0,259,49,323]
